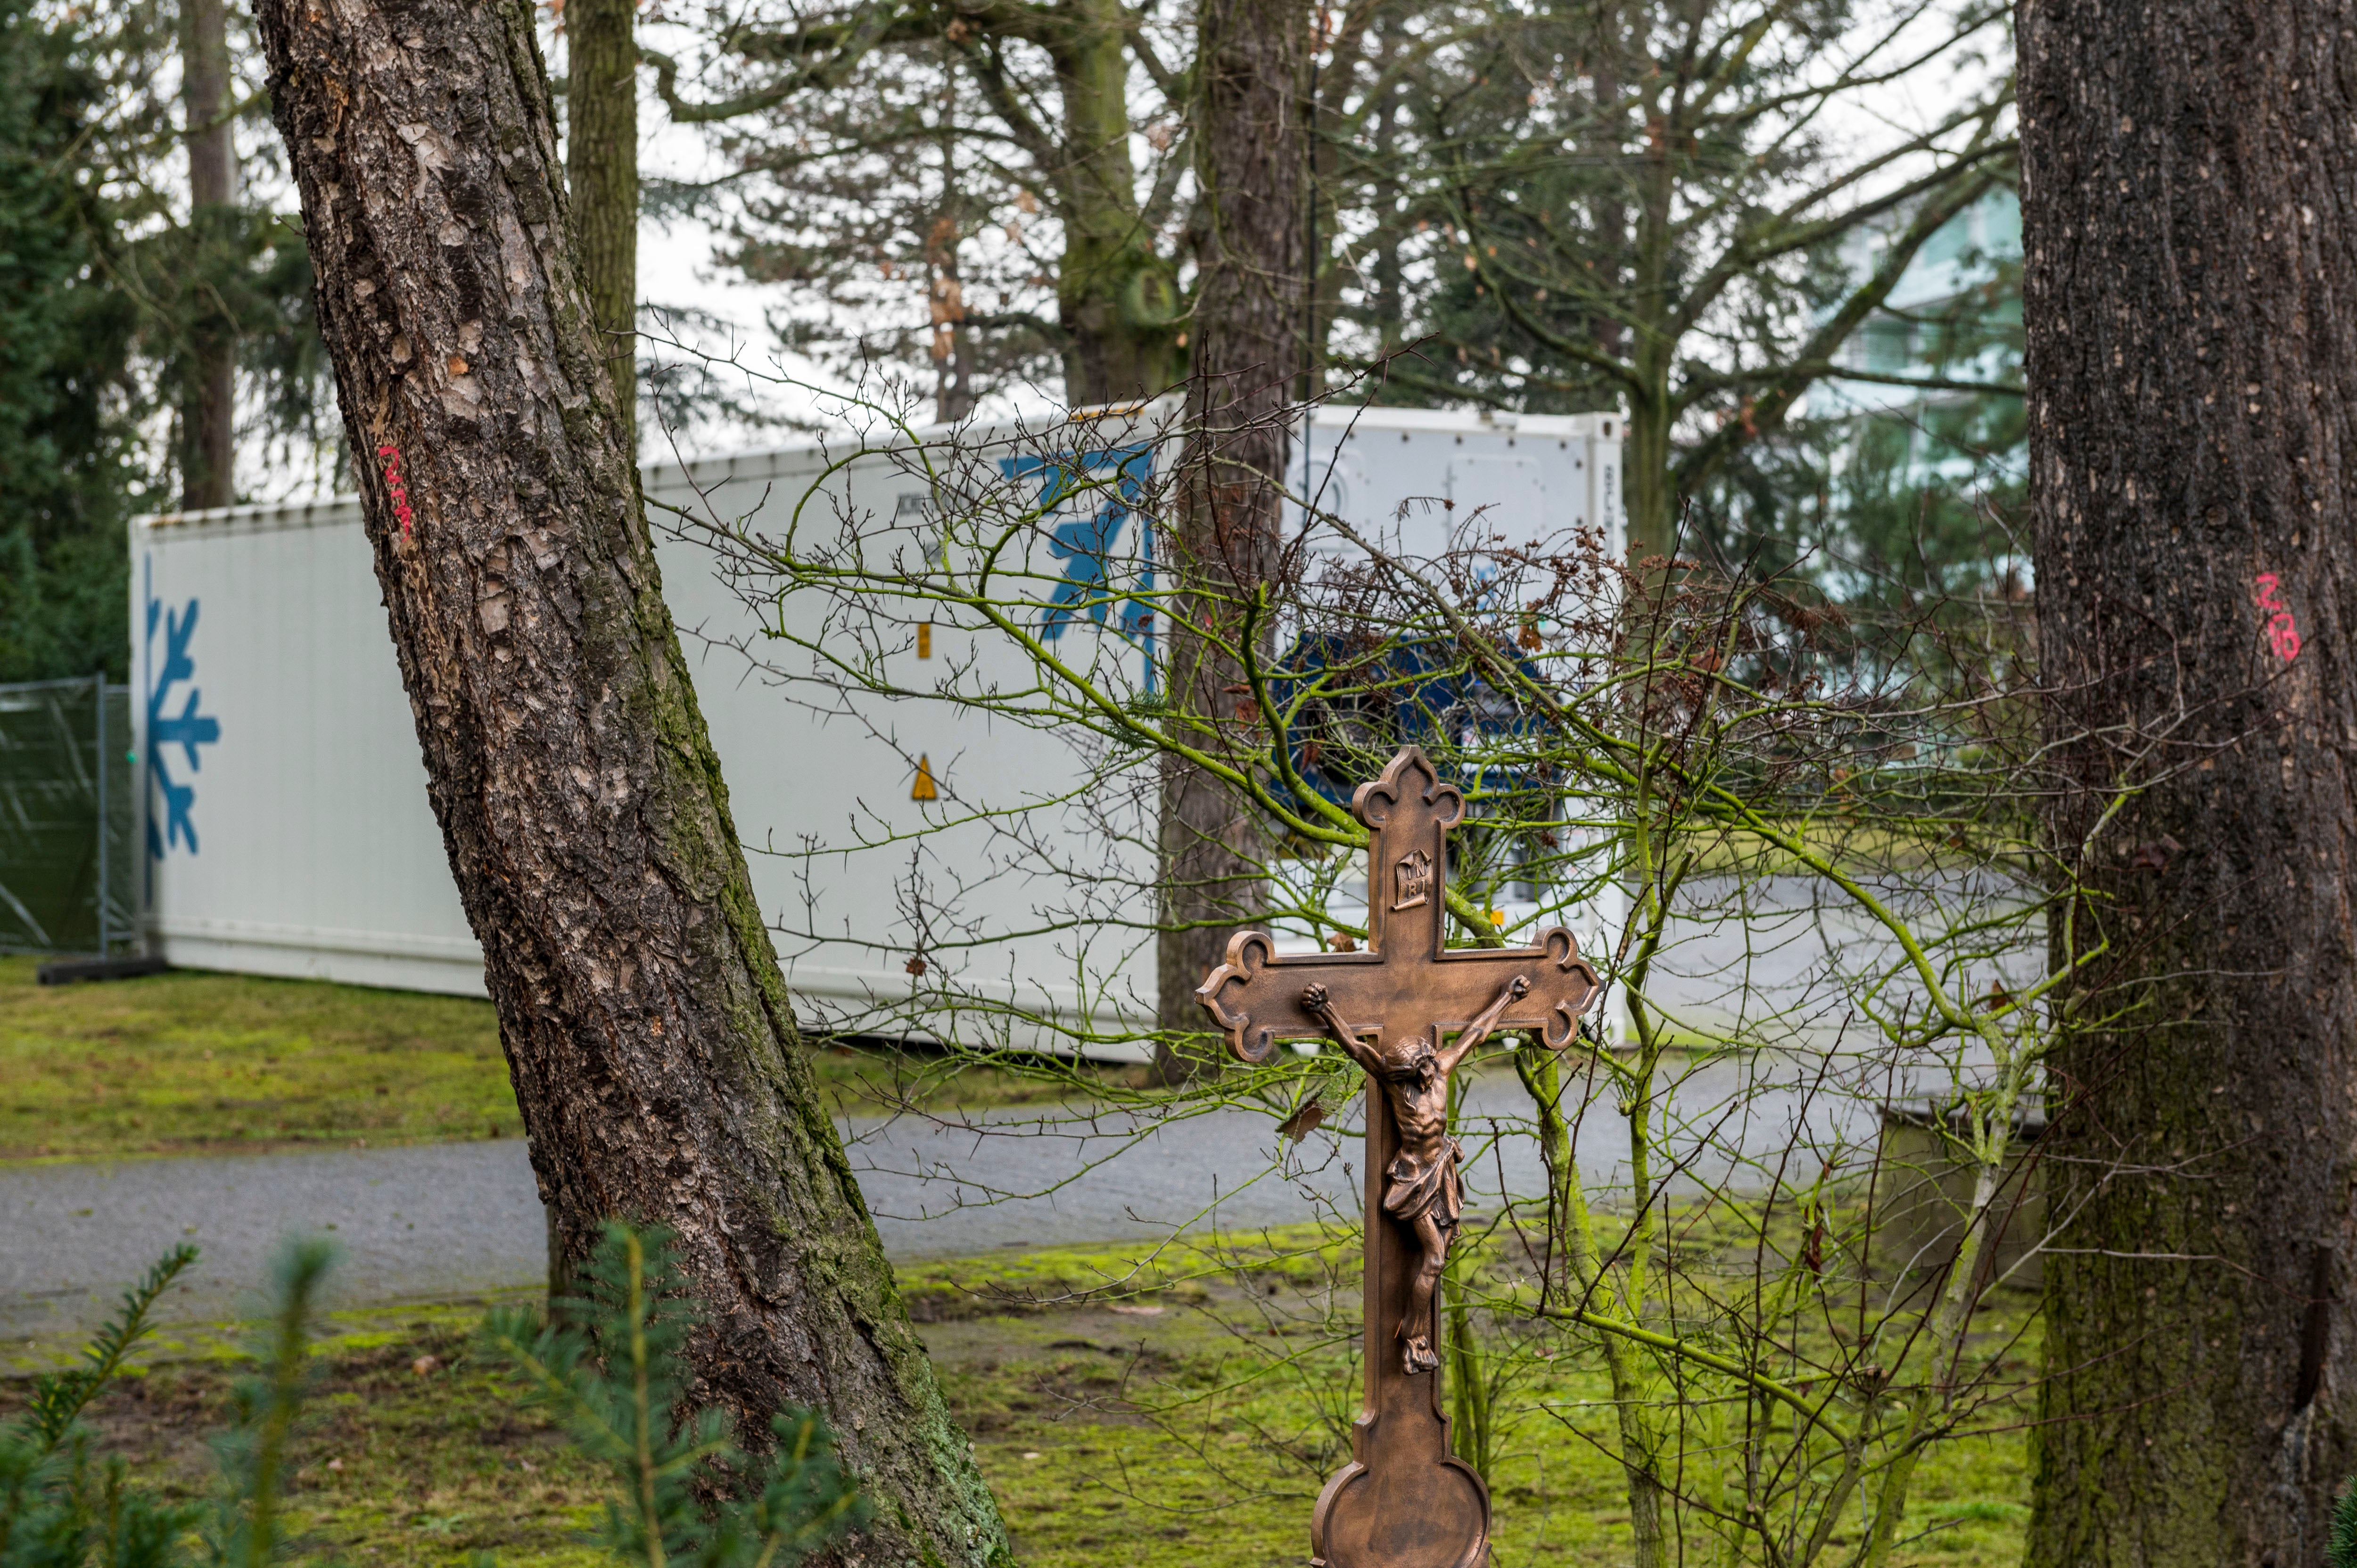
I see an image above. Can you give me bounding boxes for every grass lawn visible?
[0,956,1149,1161]
[3,1232,2036,1568]
[3,960,2034,1563]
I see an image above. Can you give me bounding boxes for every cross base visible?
[1310,1084,1491,1568]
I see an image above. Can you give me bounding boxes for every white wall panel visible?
[131,408,1624,1054]
[134,503,479,993]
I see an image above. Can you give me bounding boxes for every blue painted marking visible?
[143,557,221,862]
[1002,445,1156,674]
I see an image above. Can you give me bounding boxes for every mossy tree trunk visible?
[1049,0,1181,403]
[1154,0,1304,1075]
[2021,1,2357,1562]
[565,0,636,443]
[248,2,1011,1562]
[178,0,236,510]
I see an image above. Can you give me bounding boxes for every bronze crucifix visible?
[1196,744,1601,1568]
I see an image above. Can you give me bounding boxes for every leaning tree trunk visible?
[178,0,236,510]
[249,4,1011,1563]
[2021,2,2357,1563]
[547,0,640,1304]
[1154,0,1304,1078]
[565,0,636,439]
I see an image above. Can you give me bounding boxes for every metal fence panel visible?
[0,676,134,953]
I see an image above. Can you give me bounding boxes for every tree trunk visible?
[1303,11,1336,400]
[927,145,973,424]
[179,0,236,510]
[1368,74,1404,356]
[1623,104,1674,558]
[1590,20,1624,367]
[552,0,639,1303]
[2020,3,2357,1563]
[1054,0,1180,403]
[565,0,636,441]
[249,4,1011,1562]
[1155,0,1303,1077]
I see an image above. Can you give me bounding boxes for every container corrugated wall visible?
[129,407,1623,1055]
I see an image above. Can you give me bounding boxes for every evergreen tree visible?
[1681,232,2027,616]
[648,0,1190,410]
[135,0,336,512]
[1307,0,2015,561]
[485,1223,870,1568]
[0,0,154,683]
[1,1231,866,1568]
[0,0,331,683]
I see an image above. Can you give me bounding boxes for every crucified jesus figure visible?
[1303,973,1531,1376]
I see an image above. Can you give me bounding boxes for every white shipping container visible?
[130,404,1623,1057]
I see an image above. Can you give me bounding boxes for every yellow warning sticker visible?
[911,754,939,801]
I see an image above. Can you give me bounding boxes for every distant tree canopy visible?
[0,0,328,684]
[647,0,1190,415]
[0,0,2021,687]
[0,0,149,682]
[1682,236,2027,617]
[652,0,2018,625]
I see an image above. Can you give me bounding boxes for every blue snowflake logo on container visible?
[1003,445,1156,648]
[144,563,221,861]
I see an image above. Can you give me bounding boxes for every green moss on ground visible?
[1,961,2031,1562]
[902,1234,2042,1568]
[3,1236,2036,1568]
[0,956,1150,1160]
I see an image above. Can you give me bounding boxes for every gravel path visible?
[1,1063,1879,1346]
[0,1108,1365,1343]
[6,872,2026,1347]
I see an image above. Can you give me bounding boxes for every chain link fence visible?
[0,676,135,954]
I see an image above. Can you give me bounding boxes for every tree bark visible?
[926,146,974,424]
[565,0,636,441]
[1155,0,1303,1077]
[179,0,236,510]
[1589,19,1624,368]
[249,3,1011,1562]
[2021,2,2357,1563]
[1303,7,1340,401]
[1367,57,1404,357]
[1052,0,1181,403]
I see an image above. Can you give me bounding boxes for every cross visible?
[1196,744,1601,1568]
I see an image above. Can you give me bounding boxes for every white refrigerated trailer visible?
[130,404,1623,1057]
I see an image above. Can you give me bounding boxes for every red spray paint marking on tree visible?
[377,444,414,538]
[2255,573,2301,662]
